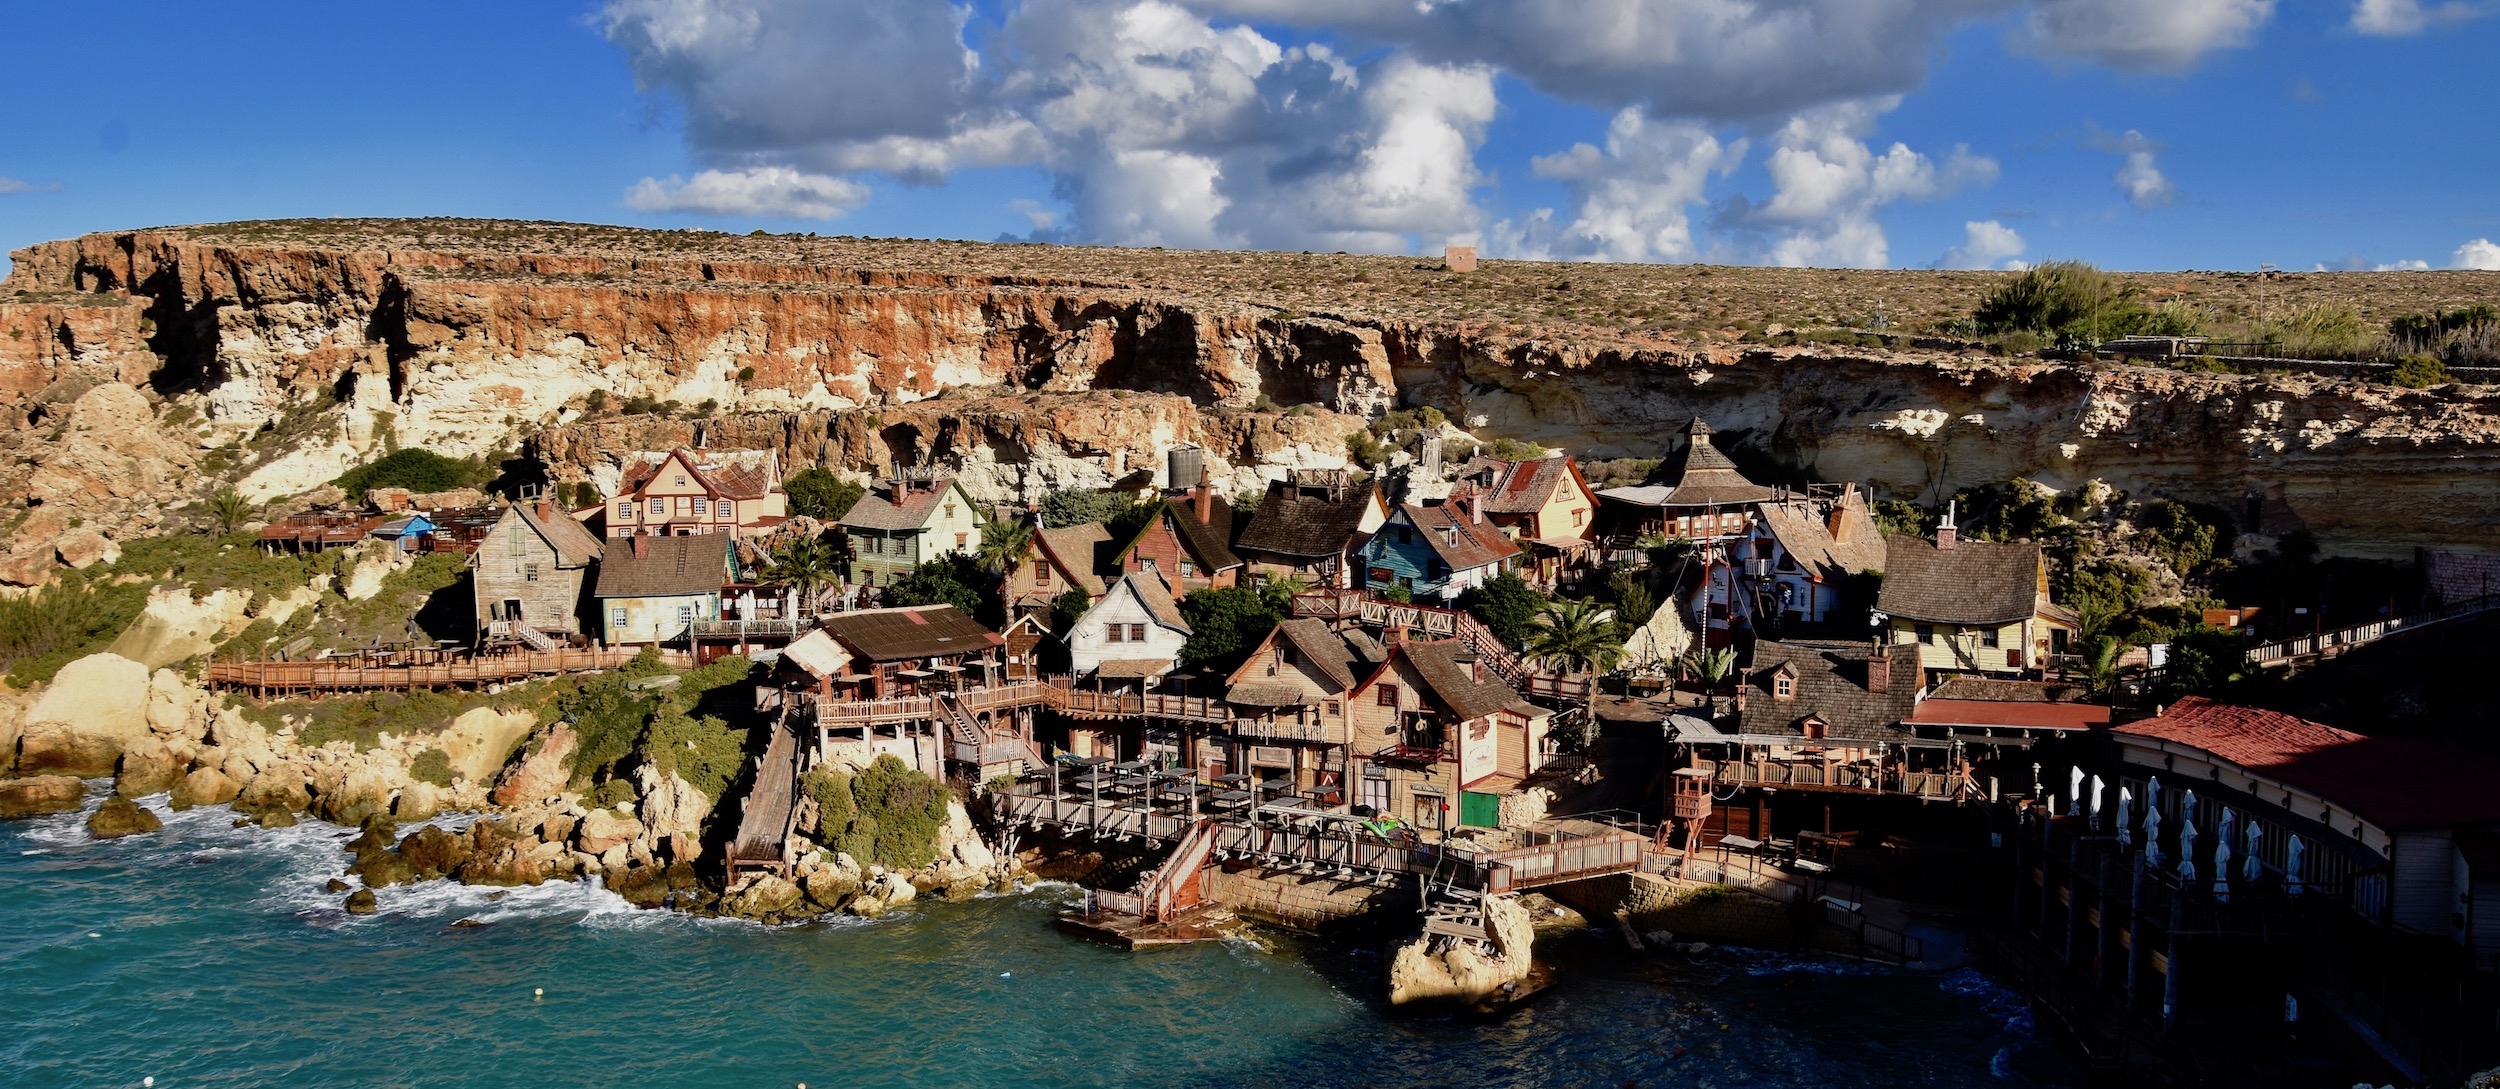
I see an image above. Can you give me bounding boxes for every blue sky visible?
[2,0,2495,275]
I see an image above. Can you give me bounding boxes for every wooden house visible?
[1876,511,2079,677]
[1002,522,1113,624]
[593,533,731,647]
[1594,418,1778,545]
[1217,617,1386,799]
[370,512,438,552]
[776,604,1020,775]
[1357,498,1519,602]
[605,448,788,538]
[838,471,987,589]
[1347,638,1553,833]
[1449,455,1599,589]
[1734,485,1883,628]
[1066,567,1193,683]
[471,501,605,648]
[1232,469,1387,588]
[1112,482,1240,599]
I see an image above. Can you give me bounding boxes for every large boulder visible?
[105,588,250,670]
[1387,894,1537,1007]
[633,764,711,862]
[169,766,242,809]
[17,652,152,776]
[456,818,548,887]
[434,707,537,785]
[490,724,577,807]
[721,875,807,919]
[309,764,395,827]
[144,669,204,741]
[0,775,85,819]
[391,780,444,822]
[53,528,119,570]
[114,738,182,798]
[347,847,417,888]
[86,795,163,839]
[575,809,644,855]
[235,763,312,815]
[398,825,475,880]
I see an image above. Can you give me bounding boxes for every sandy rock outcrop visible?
[114,738,183,798]
[1387,894,1537,1007]
[169,766,241,809]
[53,529,119,570]
[633,763,710,862]
[0,775,85,819]
[16,652,153,776]
[2,382,196,566]
[434,706,537,786]
[491,724,577,807]
[235,763,312,815]
[576,808,643,855]
[107,588,252,669]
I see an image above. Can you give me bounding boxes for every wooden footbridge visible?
[2243,592,2499,668]
[206,647,650,697]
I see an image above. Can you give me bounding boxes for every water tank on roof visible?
[1167,446,1204,491]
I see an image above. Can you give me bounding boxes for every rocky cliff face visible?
[5,222,2497,562]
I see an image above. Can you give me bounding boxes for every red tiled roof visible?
[2114,696,2500,830]
[1908,698,2110,731]
[1403,503,1520,572]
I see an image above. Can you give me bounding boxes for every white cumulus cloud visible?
[2092,127,2177,209]
[2456,239,2500,270]
[2350,0,2483,34]
[1941,220,2028,269]
[1754,100,1999,268]
[624,167,871,219]
[1502,109,1740,262]
[0,176,62,195]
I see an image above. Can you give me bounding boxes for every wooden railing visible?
[1690,757,1964,800]
[1231,716,1337,744]
[2245,593,2499,665]
[1048,682,1232,723]
[1478,830,1649,893]
[690,617,810,639]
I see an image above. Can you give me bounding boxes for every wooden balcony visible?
[690,617,810,639]
[1050,683,1231,723]
[1230,716,1338,744]
[1371,742,1450,765]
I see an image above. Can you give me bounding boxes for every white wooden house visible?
[1066,566,1193,683]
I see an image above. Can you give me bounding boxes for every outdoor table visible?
[1112,760,1153,774]
[1210,790,1252,806]
[1213,773,1252,785]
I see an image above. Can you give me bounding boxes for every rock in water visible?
[87,795,164,839]
[398,825,474,880]
[325,878,350,893]
[169,767,242,810]
[114,738,182,798]
[0,775,86,820]
[720,875,806,920]
[16,653,153,777]
[490,724,578,807]
[344,889,378,915]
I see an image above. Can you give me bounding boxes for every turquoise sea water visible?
[2,788,2080,1088]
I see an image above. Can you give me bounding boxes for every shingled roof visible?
[1601,419,1779,509]
[841,476,964,533]
[1390,639,1541,723]
[1876,533,2045,625]
[618,448,781,500]
[1272,617,1365,691]
[1236,477,1377,560]
[1754,493,1884,581]
[512,503,605,567]
[818,604,1004,661]
[2115,697,2500,831]
[1034,523,1113,596]
[1736,640,1924,741]
[594,533,729,598]
[1454,455,1584,515]
[1400,503,1520,572]
[1098,566,1191,634]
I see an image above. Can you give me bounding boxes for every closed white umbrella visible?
[2287,835,2307,894]
[2144,778,2164,867]
[2117,785,2135,848]
[2179,819,2199,882]
[2069,766,2085,817]
[2213,808,2236,899]
[2089,775,2106,828]
[2243,820,2265,881]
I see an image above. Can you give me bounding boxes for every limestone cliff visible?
[4,220,2496,567]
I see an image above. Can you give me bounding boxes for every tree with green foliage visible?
[1177,585,1288,669]
[1526,597,1626,678]
[889,555,983,615]
[2162,627,2246,696]
[976,517,1035,576]
[332,448,479,501]
[785,467,865,521]
[2136,500,2227,579]
[2079,635,2125,693]
[1050,587,1094,635]
[1601,569,1657,629]
[1036,487,1137,529]
[1869,499,1933,537]
[209,485,254,536]
[806,753,955,868]
[1458,570,1545,648]
[1678,646,1738,688]
[2389,355,2452,389]
[759,533,844,609]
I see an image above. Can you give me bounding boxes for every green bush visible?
[1974,260,2116,336]
[2389,354,2451,389]
[1177,585,1287,670]
[1036,487,1143,530]
[0,572,150,685]
[332,449,480,501]
[1459,570,1546,647]
[641,707,747,804]
[805,754,952,868]
[590,778,639,809]
[1486,437,1548,461]
[890,555,984,614]
[785,467,865,521]
[409,749,454,788]
[553,675,658,786]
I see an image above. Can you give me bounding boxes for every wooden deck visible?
[728,718,804,879]
[1056,904,1232,949]
[206,648,649,697]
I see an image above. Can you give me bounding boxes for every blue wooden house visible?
[1357,499,1520,601]
[370,512,438,552]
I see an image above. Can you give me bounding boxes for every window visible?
[1915,623,1935,644]
[1396,526,1412,545]
[1180,561,1197,578]
[525,563,541,583]
[610,607,627,628]
[1774,674,1794,699]
[1035,564,1051,585]
[1981,628,2001,649]
[1377,684,1399,707]
[677,605,693,625]
[693,499,707,516]
[1129,623,1146,642]
[1802,719,1827,740]
[1325,700,1340,717]
[675,476,686,486]
[1107,624,1125,644]
[618,501,633,518]
[956,532,969,549]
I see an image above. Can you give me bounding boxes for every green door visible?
[1459,791,1501,828]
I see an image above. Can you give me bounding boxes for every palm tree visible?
[1526,597,1627,745]
[2080,634,2125,693]
[975,516,1035,577]
[1679,646,1737,689]
[209,485,254,537]
[761,533,844,615]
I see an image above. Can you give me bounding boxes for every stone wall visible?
[1207,864,1405,931]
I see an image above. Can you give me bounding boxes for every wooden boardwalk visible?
[2244,593,2498,667]
[728,718,804,879]
[207,648,647,697]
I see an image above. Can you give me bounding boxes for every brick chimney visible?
[631,534,647,559]
[1935,499,1958,552]
[1827,483,1855,540]
[1461,488,1483,525]
[1866,642,1891,693]
[535,498,554,522]
[1193,466,1213,524]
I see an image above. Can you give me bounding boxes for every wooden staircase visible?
[727,717,804,879]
